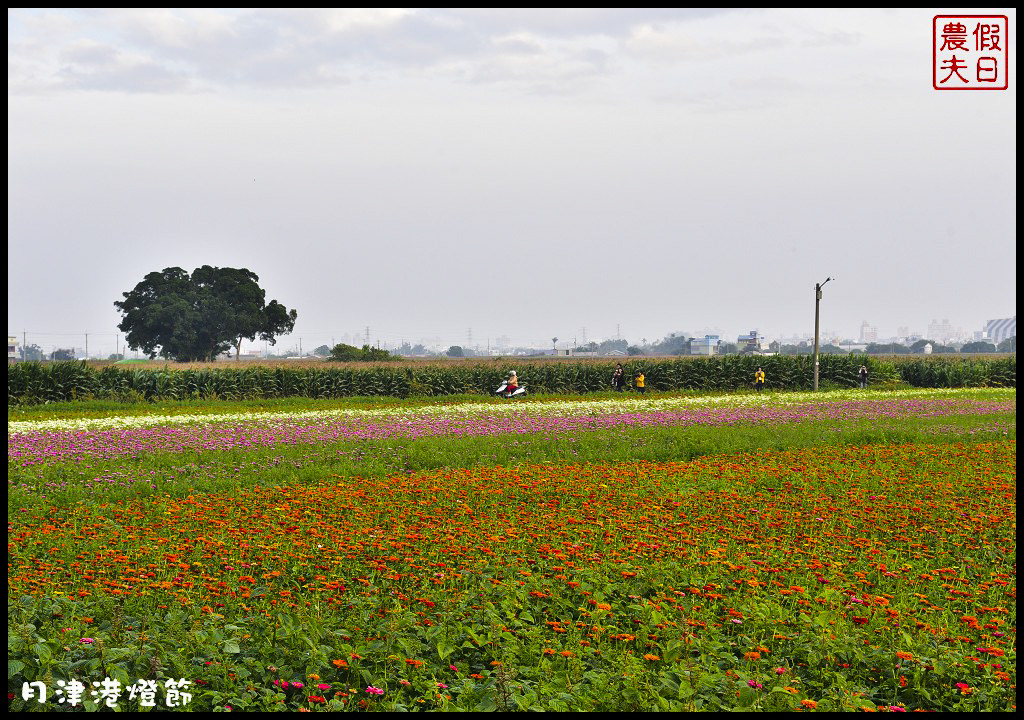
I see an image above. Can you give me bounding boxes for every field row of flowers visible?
[8,389,1017,712]
[9,391,1015,466]
[5,388,1006,433]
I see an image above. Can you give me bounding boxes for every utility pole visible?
[813,277,832,391]
[85,333,88,360]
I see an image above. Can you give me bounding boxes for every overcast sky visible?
[8,8,1017,356]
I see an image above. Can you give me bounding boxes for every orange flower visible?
[801,699,818,709]
[895,651,913,661]
[643,654,660,661]
[332,659,348,668]
[744,652,761,661]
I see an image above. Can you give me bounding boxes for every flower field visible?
[7,388,1016,711]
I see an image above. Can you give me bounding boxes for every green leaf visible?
[109,664,131,687]
[224,640,241,654]
[31,643,52,665]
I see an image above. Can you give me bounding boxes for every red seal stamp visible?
[934,15,1008,90]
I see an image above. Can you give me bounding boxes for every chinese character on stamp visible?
[934,15,1009,90]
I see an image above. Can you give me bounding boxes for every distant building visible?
[563,349,598,357]
[927,319,956,343]
[737,330,765,354]
[8,336,17,363]
[859,321,878,343]
[985,316,1016,344]
[692,335,720,356]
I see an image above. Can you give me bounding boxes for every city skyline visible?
[10,311,1014,359]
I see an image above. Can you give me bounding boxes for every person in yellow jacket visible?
[754,367,765,393]
[635,371,646,394]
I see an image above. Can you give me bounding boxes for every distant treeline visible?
[6,355,1015,405]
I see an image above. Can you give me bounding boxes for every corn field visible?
[6,355,1016,405]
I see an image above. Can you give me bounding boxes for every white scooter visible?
[494,381,527,398]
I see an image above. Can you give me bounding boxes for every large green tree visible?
[114,266,297,361]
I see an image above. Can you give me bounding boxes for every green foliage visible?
[960,341,996,353]
[866,343,912,354]
[7,355,1016,405]
[327,344,395,362]
[113,266,297,362]
[20,344,45,362]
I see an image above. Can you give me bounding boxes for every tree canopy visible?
[327,344,394,362]
[114,266,297,362]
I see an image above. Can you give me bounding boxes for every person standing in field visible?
[612,364,625,392]
[754,367,765,393]
[859,365,868,389]
[635,370,646,394]
[506,370,518,396]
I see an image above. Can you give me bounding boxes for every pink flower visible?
[317,683,330,691]
[399,679,410,686]
[450,664,458,672]
[366,686,384,695]
[775,667,786,675]
[79,638,94,644]
[437,682,448,689]
[889,707,906,712]
[291,681,304,689]
[747,680,763,689]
